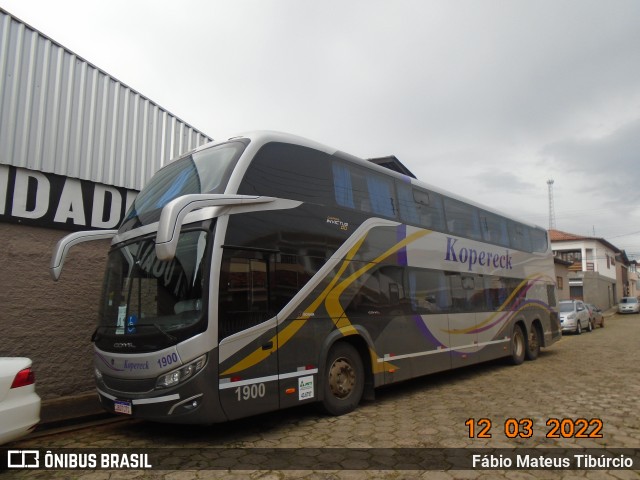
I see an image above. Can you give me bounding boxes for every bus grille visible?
[102,374,157,394]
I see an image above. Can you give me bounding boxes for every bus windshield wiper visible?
[135,323,178,344]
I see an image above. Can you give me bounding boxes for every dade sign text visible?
[0,165,138,230]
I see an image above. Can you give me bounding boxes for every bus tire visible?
[510,324,526,365]
[321,342,364,416]
[525,323,541,361]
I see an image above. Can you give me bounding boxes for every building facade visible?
[0,8,212,399]
[549,229,630,309]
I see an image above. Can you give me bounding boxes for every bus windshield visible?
[120,140,247,232]
[97,229,209,352]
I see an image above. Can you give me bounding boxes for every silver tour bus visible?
[51,131,560,423]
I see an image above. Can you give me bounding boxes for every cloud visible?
[541,118,640,204]
[2,0,640,249]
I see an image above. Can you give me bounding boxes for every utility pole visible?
[547,179,556,230]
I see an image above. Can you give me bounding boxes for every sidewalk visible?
[36,392,112,431]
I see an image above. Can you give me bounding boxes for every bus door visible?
[218,248,280,420]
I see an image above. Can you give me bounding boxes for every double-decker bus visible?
[51,131,560,423]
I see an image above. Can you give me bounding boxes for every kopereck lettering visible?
[445,236,513,271]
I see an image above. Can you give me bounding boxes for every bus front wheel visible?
[510,324,526,365]
[321,342,364,416]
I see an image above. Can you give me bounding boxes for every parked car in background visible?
[586,304,604,328]
[559,299,592,334]
[0,358,41,445]
[618,297,640,314]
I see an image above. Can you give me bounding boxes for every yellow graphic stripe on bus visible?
[220,234,369,376]
[369,347,396,374]
[324,230,431,325]
[324,230,430,372]
[445,274,547,334]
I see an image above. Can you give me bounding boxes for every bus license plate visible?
[114,400,132,415]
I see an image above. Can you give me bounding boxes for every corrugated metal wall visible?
[0,8,213,191]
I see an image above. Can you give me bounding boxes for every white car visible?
[559,300,592,334]
[0,358,41,445]
[618,297,640,314]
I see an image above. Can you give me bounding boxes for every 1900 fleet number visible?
[235,383,266,401]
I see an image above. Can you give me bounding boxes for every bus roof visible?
[193,131,546,232]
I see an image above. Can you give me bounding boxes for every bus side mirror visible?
[50,230,117,280]
[155,194,277,261]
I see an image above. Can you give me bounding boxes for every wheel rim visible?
[514,331,524,358]
[328,357,356,399]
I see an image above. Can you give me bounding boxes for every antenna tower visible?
[547,179,556,230]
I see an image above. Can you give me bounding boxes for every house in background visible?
[553,256,573,302]
[616,251,639,299]
[549,229,620,308]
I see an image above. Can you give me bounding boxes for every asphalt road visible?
[4,313,640,479]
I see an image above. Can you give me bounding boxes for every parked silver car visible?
[559,299,592,334]
[618,297,640,314]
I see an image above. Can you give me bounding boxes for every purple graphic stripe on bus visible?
[397,224,408,266]
[413,314,446,348]
[96,352,124,372]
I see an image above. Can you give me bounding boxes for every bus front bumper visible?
[96,360,226,424]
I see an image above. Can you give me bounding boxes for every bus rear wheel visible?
[525,324,541,361]
[321,342,364,416]
[510,324,526,365]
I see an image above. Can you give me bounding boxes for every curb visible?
[36,392,113,432]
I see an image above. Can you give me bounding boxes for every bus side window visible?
[332,163,355,208]
[444,198,482,241]
[508,221,532,252]
[486,276,509,310]
[480,211,509,247]
[218,255,270,341]
[396,182,421,224]
[365,174,396,217]
[396,182,445,230]
[448,272,486,312]
[530,228,549,253]
[239,142,333,204]
[350,168,371,212]
[415,189,445,231]
[333,162,397,218]
[408,268,449,314]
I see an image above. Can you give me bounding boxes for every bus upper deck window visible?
[333,163,355,208]
[414,190,430,205]
[444,198,482,241]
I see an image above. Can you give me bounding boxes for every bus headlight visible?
[156,354,207,389]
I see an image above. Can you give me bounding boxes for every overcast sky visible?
[2,0,640,256]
